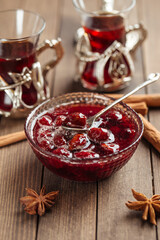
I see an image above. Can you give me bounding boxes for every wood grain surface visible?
[0,0,160,239]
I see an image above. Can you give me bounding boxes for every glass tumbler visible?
[73,0,147,92]
[0,9,63,118]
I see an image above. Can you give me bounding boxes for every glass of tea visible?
[73,0,146,92]
[0,9,63,118]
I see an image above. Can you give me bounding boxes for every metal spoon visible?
[101,0,114,12]
[62,73,160,132]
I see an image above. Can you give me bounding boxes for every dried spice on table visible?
[20,186,59,216]
[126,189,160,225]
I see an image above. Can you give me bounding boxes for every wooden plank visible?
[37,0,97,239]
[97,2,156,239]
[37,173,96,240]
[139,0,160,234]
[0,0,60,239]
[0,140,42,240]
[53,0,80,96]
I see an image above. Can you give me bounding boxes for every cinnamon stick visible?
[128,102,148,115]
[107,94,160,107]
[139,114,160,153]
[0,131,26,147]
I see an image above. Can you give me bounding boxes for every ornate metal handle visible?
[126,23,147,53]
[0,67,32,91]
[36,38,64,77]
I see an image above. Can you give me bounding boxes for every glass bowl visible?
[25,92,143,182]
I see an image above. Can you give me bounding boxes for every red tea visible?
[0,41,38,112]
[81,13,127,88]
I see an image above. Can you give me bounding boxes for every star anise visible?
[126,189,160,225]
[20,186,59,216]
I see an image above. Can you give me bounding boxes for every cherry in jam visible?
[63,112,87,128]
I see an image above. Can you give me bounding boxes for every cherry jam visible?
[81,14,129,89]
[0,41,38,112]
[32,103,139,181]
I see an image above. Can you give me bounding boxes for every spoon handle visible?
[101,0,114,11]
[90,73,160,124]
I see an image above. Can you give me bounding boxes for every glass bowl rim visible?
[25,92,144,164]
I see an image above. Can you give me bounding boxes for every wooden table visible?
[0,0,160,239]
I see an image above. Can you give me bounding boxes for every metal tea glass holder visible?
[0,10,63,118]
[73,0,147,92]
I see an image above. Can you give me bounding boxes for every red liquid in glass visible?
[81,14,127,88]
[0,41,38,112]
